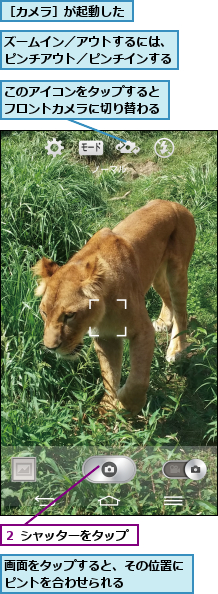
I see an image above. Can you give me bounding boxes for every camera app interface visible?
[1,130,217,517]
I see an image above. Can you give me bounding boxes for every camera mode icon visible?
[191,465,200,473]
[101,462,117,477]
[185,458,207,480]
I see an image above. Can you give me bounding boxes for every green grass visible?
[1,130,217,515]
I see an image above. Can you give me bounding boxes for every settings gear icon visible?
[45,138,64,158]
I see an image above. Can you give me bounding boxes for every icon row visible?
[45,138,174,158]
[11,456,207,483]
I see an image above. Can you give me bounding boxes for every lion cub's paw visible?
[99,394,117,416]
[166,343,189,363]
[166,351,181,363]
[153,319,172,333]
[117,386,144,416]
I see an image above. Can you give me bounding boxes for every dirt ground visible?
[90,158,159,179]
[120,159,159,178]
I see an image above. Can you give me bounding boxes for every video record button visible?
[82,456,136,484]
[162,460,188,479]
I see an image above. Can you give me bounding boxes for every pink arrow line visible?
[24,465,100,525]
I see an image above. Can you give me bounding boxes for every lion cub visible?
[33,200,196,414]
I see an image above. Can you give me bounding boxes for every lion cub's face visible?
[32,256,105,359]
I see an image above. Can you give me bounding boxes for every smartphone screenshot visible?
[0,1,217,592]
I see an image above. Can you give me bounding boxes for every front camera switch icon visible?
[116,141,140,154]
